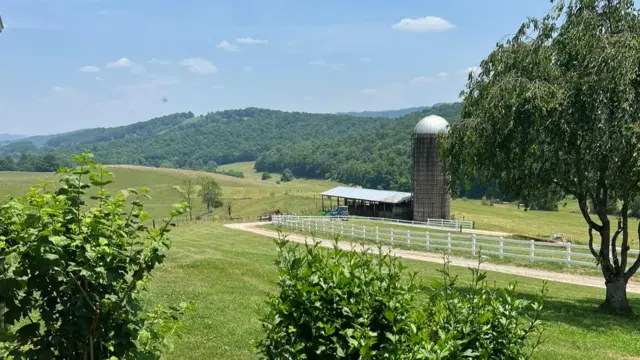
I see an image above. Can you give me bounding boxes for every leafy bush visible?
[258,235,545,359]
[261,172,272,180]
[280,169,294,182]
[0,154,192,359]
[480,196,493,206]
[214,169,245,178]
[275,180,281,185]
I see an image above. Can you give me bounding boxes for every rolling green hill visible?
[0,104,464,193]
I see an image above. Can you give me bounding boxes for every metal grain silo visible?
[412,115,450,221]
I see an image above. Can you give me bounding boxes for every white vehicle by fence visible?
[271,215,637,268]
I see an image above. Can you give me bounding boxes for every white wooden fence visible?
[271,215,639,268]
[346,215,473,230]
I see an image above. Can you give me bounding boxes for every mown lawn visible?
[147,222,640,360]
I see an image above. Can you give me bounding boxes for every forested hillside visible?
[2,108,388,170]
[255,103,463,191]
[1,103,485,195]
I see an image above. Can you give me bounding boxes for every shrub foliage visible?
[0,154,192,359]
[258,235,545,359]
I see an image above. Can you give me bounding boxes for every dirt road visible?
[225,222,640,294]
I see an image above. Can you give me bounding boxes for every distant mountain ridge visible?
[0,133,28,142]
[342,105,434,118]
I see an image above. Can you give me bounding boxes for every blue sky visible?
[0,0,554,135]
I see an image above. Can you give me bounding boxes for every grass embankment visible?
[147,222,640,360]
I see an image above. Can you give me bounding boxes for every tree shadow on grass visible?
[417,282,640,333]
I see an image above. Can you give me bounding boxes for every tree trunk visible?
[599,275,633,315]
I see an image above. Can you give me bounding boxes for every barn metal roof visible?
[321,186,412,204]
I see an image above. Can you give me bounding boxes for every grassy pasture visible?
[1,162,639,247]
[147,222,640,360]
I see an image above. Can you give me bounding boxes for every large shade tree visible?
[440,0,640,314]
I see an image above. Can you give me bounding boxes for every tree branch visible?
[588,227,599,259]
[611,220,622,273]
[621,190,631,272]
[578,196,602,232]
[625,222,640,281]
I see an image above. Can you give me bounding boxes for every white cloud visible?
[236,37,268,44]
[79,65,100,73]
[106,57,145,73]
[303,96,312,100]
[438,72,449,78]
[409,76,434,85]
[360,57,372,63]
[310,60,344,70]
[149,58,171,65]
[244,66,253,72]
[392,16,455,32]
[360,88,377,95]
[212,85,224,89]
[106,57,134,68]
[180,57,218,74]
[96,77,104,81]
[217,40,240,51]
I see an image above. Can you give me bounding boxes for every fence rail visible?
[271,215,639,268]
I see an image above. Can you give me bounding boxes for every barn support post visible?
[322,195,325,211]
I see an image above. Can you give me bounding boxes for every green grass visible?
[1,162,639,247]
[147,222,640,360]
[453,199,640,247]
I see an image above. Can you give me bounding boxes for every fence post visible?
[315,221,318,232]
[565,243,572,267]
[390,228,394,244]
[340,222,344,237]
[407,230,411,247]
[331,221,335,237]
[447,233,452,253]
[323,221,326,234]
[529,240,535,263]
[426,232,430,250]
[472,234,476,256]
[351,224,354,239]
[499,237,504,259]
[376,226,379,243]
[362,225,366,240]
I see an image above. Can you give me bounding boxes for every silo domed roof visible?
[414,115,449,134]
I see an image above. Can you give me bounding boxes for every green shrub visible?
[262,172,272,180]
[281,169,294,182]
[0,154,192,359]
[258,235,545,359]
[275,180,281,185]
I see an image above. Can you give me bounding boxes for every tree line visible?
[0,153,65,172]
